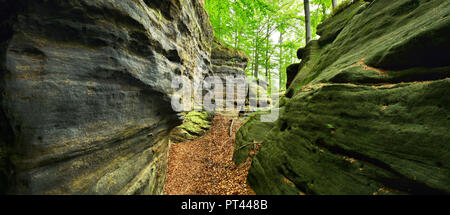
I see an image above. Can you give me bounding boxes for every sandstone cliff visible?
[211,39,249,80]
[234,0,450,194]
[0,0,213,194]
[169,41,249,143]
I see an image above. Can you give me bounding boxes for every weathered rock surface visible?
[285,40,321,92]
[0,0,213,194]
[234,0,450,194]
[286,63,300,89]
[169,40,248,143]
[211,40,249,111]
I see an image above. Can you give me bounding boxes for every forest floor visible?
[164,114,255,195]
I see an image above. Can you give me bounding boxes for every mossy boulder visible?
[234,0,450,195]
[317,0,367,46]
[211,40,249,111]
[170,111,214,143]
[285,40,321,97]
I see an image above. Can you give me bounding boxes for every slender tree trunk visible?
[218,16,221,41]
[253,34,259,79]
[255,44,259,79]
[278,31,284,89]
[234,27,238,49]
[304,0,311,44]
[332,0,338,9]
[238,30,241,49]
[265,22,270,83]
[238,32,241,49]
[252,38,256,78]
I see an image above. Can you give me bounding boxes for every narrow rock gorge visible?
[234,0,450,194]
[1,0,449,196]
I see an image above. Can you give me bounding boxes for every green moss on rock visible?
[317,1,367,46]
[234,0,450,195]
[170,111,213,143]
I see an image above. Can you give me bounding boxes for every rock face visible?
[211,40,248,80]
[286,63,300,89]
[169,41,249,143]
[0,0,214,194]
[234,0,450,194]
[211,40,249,113]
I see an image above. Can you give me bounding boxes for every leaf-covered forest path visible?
[164,114,255,195]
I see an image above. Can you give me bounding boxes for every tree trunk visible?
[279,31,284,89]
[234,27,238,49]
[304,0,311,44]
[253,35,259,79]
[265,22,270,83]
[237,30,241,49]
[218,16,222,41]
[255,46,259,79]
[332,0,338,9]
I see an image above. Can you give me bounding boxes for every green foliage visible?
[205,0,333,92]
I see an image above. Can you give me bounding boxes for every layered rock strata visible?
[0,0,213,194]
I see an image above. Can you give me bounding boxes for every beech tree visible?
[332,0,337,9]
[304,0,311,44]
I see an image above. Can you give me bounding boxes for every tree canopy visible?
[205,0,339,91]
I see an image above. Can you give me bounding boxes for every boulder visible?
[169,111,213,143]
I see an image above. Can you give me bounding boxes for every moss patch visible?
[234,0,450,195]
[170,111,214,143]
